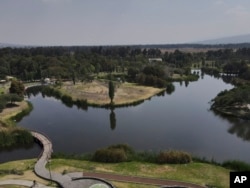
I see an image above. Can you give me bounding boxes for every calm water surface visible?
[1,73,250,163]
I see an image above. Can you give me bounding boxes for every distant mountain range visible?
[0,43,30,48]
[1,34,250,48]
[198,34,250,44]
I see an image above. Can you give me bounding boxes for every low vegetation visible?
[222,160,250,171]
[157,150,192,164]
[53,144,250,172]
[0,128,33,149]
[93,148,128,163]
[62,144,193,165]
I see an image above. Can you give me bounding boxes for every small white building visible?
[148,58,162,63]
[44,78,51,84]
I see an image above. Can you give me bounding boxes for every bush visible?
[93,148,127,163]
[0,169,24,175]
[0,128,33,149]
[222,160,250,171]
[107,144,134,154]
[157,150,192,164]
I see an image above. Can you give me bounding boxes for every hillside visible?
[198,34,250,44]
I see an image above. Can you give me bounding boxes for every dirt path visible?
[83,172,207,188]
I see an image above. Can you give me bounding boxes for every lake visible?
[1,72,250,163]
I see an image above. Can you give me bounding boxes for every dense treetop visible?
[0,45,250,83]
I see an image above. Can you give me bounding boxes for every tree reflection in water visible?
[109,109,116,130]
[212,110,250,141]
[228,119,250,141]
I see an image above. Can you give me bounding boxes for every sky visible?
[1,0,250,46]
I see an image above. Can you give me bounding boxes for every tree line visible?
[0,46,200,82]
[1,46,250,84]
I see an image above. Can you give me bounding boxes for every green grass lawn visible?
[50,159,230,188]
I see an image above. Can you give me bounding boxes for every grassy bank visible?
[0,100,34,149]
[0,159,230,188]
[57,80,164,106]
[0,101,32,128]
[169,73,199,82]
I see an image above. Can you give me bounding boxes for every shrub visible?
[157,150,192,164]
[93,148,127,163]
[0,169,24,175]
[222,160,250,171]
[107,144,134,154]
[0,128,33,149]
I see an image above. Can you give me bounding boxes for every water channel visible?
[1,71,250,163]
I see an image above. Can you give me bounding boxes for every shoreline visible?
[211,106,250,120]
[31,80,166,108]
[59,80,165,106]
[0,100,31,128]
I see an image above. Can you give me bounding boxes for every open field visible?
[59,80,164,105]
[160,47,223,53]
[0,159,230,188]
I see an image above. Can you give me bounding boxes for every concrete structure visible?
[148,58,163,63]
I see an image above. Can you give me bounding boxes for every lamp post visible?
[48,158,52,185]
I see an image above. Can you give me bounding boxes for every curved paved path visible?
[0,179,54,188]
[31,131,113,188]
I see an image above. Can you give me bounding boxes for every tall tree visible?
[9,79,25,96]
[108,81,115,104]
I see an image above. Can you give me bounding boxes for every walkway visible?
[0,179,54,188]
[31,131,113,188]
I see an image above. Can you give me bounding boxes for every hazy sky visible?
[1,0,250,46]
